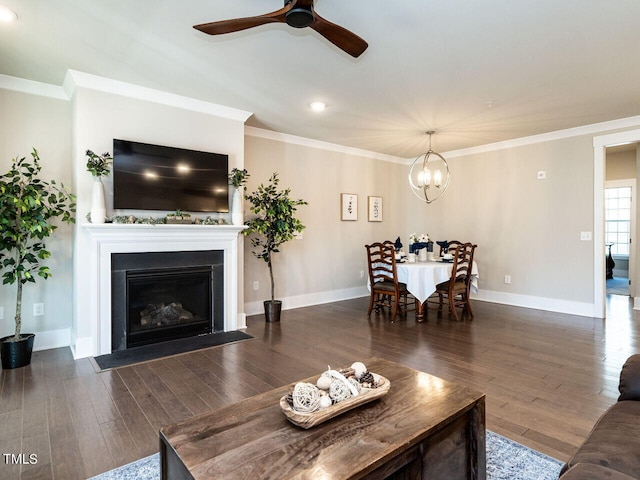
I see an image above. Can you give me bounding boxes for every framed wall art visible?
[341,193,358,221]
[368,196,383,222]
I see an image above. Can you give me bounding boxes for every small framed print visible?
[341,193,358,221]
[368,196,383,222]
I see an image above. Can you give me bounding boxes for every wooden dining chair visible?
[428,242,477,321]
[365,241,410,322]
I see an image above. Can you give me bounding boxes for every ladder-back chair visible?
[365,241,409,322]
[429,242,477,321]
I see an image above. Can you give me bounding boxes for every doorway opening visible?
[604,178,634,297]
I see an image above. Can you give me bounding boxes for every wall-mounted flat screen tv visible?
[113,139,229,213]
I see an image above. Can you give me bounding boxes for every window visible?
[605,186,632,256]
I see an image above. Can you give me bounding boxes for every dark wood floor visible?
[1,295,638,479]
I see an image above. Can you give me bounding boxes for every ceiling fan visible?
[193,0,368,58]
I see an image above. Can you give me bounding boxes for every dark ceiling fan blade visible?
[193,1,369,58]
[193,4,291,35]
[310,13,368,58]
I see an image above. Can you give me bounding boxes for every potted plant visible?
[229,168,249,226]
[0,149,76,369]
[85,149,111,224]
[244,173,307,322]
[166,209,192,224]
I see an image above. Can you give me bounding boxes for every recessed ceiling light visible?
[0,5,17,23]
[310,101,326,112]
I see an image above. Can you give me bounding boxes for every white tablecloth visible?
[395,260,479,303]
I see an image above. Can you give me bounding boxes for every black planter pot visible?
[1,333,35,369]
[264,300,282,323]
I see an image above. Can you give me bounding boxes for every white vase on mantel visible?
[231,187,243,226]
[91,177,107,224]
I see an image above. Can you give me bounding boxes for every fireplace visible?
[111,250,224,351]
[78,224,245,359]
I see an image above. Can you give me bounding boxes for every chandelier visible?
[408,131,450,204]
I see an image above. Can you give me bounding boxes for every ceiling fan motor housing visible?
[286,6,314,28]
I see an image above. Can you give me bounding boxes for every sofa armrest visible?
[618,354,640,401]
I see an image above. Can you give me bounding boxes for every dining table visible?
[369,258,479,322]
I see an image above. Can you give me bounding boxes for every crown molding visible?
[0,73,67,100]
[444,116,640,158]
[4,71,640,159]
[62,70,253,123]
[245,126,409,164]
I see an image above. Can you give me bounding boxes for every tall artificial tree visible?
[0,149,76,341]
[244,173,307,302]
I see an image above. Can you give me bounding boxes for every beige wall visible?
[606,147,637,180]
[0,88,74,347]
[245,130,629,316]
[430,136,595,305]
[243,135,408,310]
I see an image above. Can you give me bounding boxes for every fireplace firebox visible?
[111,250,224,351]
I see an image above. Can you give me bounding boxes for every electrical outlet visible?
[360,270,365,279]
[580,231,592,241]
[504,275,511,284]
[0,307,3,320]
[537,171,546,180]
[33,303,44,316]
[253,281,259,291]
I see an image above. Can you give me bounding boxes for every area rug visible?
[89,430,564,479]
[92,330,254,370]
[486,431,563,479]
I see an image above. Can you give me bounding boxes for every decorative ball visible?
[329,380,351,403]
[292,382,321,413]
[351,362,367,380]
[316,374,333,390]
[319,395,332,409]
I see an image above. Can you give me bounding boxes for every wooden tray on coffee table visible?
[279,372,390,429]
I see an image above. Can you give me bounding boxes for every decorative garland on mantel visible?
[85,213,229,225]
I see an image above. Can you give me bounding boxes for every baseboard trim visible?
[236,313,247,330]
[32,328,71,351]
[71,334,94,360]
[473,290,598,318]
[245,287,599,319]
[245,286,369,317]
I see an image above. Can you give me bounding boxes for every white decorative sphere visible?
[351,362,367,380]
[319,396,332,409]
[316,374,333,390]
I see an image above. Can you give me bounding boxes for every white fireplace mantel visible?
[78,223,246,357]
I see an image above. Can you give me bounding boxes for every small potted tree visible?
[244,173,307,322]
[0,149,76,369]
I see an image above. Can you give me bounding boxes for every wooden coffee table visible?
[160,357,485,479]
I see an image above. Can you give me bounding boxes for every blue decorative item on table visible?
[436,240,450,255]
[408,233,433,254]
[410,242,430,254]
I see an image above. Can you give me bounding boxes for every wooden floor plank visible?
[0,410,23,480]
[1,296,639,479]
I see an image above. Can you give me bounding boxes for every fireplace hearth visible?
[111,250,224,351]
